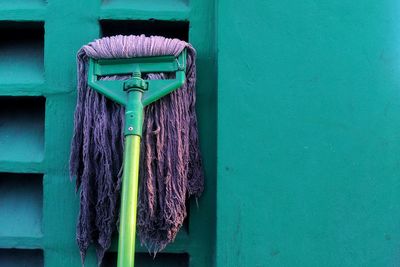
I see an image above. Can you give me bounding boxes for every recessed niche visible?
[102,252,188,267]
[0,21,44,84]
[102,0,188,10]
[0,173,43,237]
[0,249,43,267]
[0,96,45,162]
[100,20,189,41]
[183,199,190,232]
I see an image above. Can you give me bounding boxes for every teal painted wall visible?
[217,1,400,266]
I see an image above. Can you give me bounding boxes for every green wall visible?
[4,0,400,266]
[217,1,400,266]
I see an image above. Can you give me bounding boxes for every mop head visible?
[69,35,204,264]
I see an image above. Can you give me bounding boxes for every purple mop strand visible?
[69,35,204,264]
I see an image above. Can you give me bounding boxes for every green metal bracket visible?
[87,49,187,267]
[88,50,186,107]
[88,50,186,136]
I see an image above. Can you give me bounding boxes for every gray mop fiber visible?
[69,35,204,263]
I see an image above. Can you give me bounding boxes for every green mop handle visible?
[118,134,140,267]
[117,74,145,267]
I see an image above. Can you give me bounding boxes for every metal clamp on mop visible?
[87,50,187,267]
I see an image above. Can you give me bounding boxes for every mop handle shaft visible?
[117,135,141,267]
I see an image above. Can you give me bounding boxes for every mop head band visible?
[69,35,204,264]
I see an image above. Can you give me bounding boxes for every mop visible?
[69,35,204,266]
